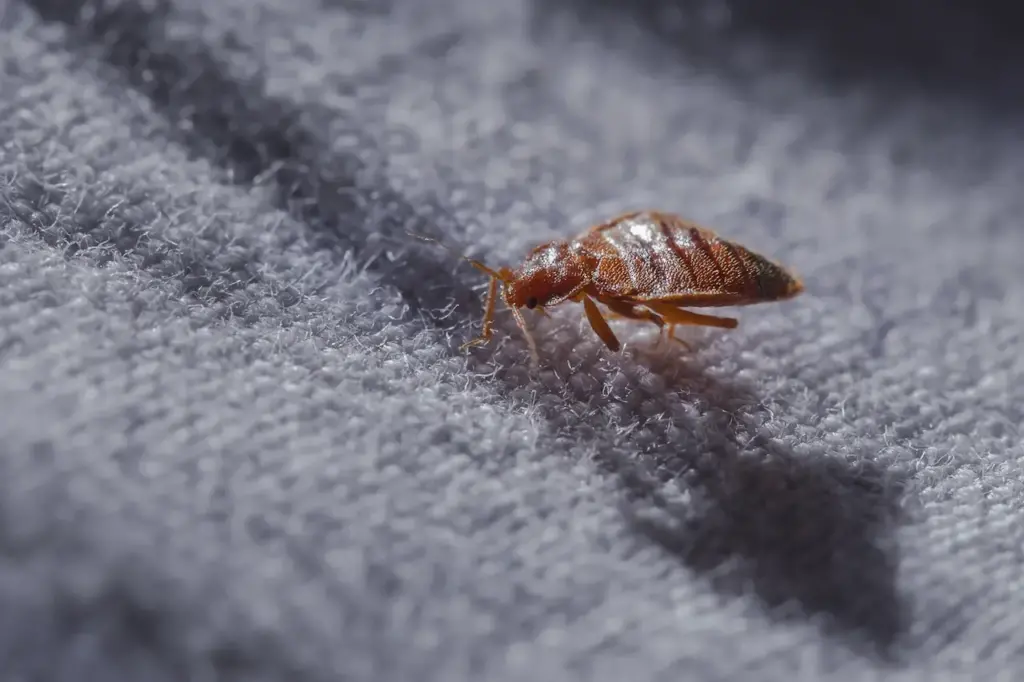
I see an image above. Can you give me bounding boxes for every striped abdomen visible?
[573,211,802,305]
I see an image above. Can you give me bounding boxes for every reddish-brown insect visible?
[415,210,804,363]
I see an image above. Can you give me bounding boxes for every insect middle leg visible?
[597,298,692,349]
[600,299,665,330]
[581,295,622,352]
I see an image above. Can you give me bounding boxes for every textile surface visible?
[2,0,1023,680]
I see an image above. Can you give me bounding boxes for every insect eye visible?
[525,297,538,309]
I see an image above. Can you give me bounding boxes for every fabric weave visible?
[2,0,1023,680]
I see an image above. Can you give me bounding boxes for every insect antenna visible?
[408,231,541,365]
[405,231,507,281]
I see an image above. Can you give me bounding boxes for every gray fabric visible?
[1,0,1023,679]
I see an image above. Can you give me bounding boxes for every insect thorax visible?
[506,241,589,308]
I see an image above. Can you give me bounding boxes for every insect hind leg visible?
[644,301,737,349]
[645,302,738,330]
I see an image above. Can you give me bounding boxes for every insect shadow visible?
[618,408,910,662]
[462,304,909,660]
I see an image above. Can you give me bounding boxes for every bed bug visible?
[413,210,804,364]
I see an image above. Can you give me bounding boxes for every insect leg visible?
[581,296,621,352]
[645,302,738,329]
[595,298,687,350]
[510,304,540,366]
[460,275,499,351]
[600,299,665,329]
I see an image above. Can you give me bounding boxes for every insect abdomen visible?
[577,211,799,304]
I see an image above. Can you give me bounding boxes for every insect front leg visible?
[460,275,500,351]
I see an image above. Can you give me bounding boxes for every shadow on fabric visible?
[617,351,908,663]
[619,416,909,662]
[469,312,910,659]
[27,0,484,332]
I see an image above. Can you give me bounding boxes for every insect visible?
[414,210,804,364]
